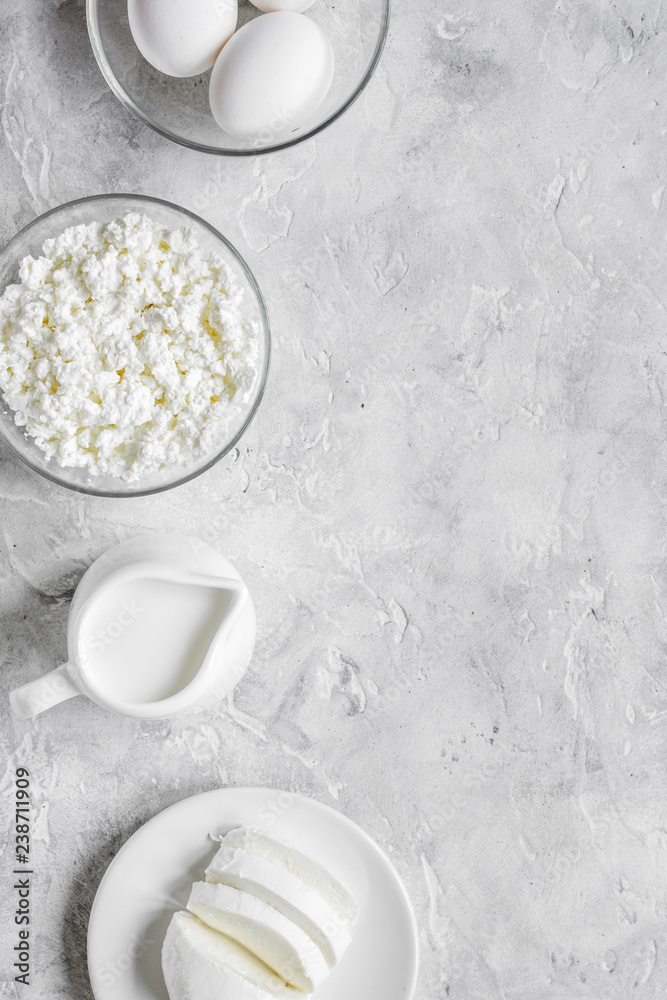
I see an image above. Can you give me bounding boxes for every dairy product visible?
[223,826,359,923]
[187,881,328,991]
[209,13,334,140]
[162,826,359,1000]
[78,575,235,705]
[162,910,294,1000]
[205,844,351,966]
[128,0,238,77]
[0,212,258,482]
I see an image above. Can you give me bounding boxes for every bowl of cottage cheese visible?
[0,194,270,496]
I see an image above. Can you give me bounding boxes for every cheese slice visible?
[161,910,295,1000]
[187,881,329,992]
[222,827,359,923]
[205,845,351,966]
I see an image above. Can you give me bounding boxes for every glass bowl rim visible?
[85,0,391,156]
[0,192,271,499]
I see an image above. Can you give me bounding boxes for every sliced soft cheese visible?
[161,910,295,1000]
[187,881,329,992]
[223,826,359,924]
[205,845,351,967]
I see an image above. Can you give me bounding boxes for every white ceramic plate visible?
[87,787,419,1000]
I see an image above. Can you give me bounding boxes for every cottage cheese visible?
[0,212,259,482]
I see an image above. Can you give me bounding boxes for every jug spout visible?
[9,663,81,720]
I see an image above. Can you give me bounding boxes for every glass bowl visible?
[86,0,390,155]
[0,194,270,498]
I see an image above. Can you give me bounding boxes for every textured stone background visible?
[2,0,667,997]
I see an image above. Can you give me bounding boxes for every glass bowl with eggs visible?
[0,194,270,497]
[86,0,390,154]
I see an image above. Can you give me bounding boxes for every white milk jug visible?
[9,533,256,720]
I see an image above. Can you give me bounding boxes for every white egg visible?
[128,0,238,78]
[209,12,334,140]
[249,0,315,13]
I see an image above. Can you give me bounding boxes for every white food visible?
[128,0,238,77]
[223,826,359,923]
[0,212,258,483]
[249,0,315,13]
[209,13,334,140]
[162,910,293,1000]
[187,881,328,992]
[206,844,351,966]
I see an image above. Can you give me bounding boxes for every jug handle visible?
[9,663,81,720]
